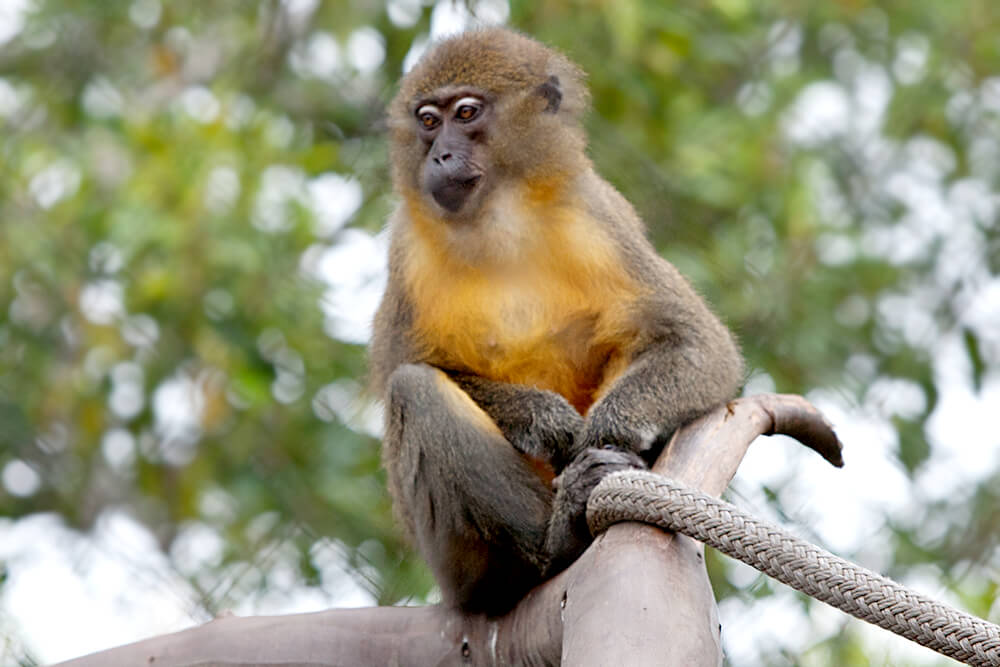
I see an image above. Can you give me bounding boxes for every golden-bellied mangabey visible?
[370,27,743,615]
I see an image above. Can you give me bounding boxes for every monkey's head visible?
[389,27,590,221]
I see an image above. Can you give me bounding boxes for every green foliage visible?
[0,0,416,611]
[2,0,999,663]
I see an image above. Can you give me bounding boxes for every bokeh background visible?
[2,1,999,664]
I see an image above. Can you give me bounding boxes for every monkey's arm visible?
[448,373,584,469]
[368,260,422,397]
[570,175,744,457]
[581,290,744,457]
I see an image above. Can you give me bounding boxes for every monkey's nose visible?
[433,152,453,165]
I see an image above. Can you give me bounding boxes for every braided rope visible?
[587,470,1000,666]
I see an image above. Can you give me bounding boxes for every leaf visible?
[963,327,985,393]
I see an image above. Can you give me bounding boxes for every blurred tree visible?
[1,0,998,664]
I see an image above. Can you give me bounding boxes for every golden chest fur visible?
[400,185,642,413]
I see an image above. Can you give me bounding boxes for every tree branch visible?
[56,394,841,667]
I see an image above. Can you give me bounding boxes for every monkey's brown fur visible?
[371,27,743,614]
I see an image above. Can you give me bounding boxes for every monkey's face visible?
[389,28,593,227]
[413,88,494,218]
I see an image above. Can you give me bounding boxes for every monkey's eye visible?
[416,105,441,130]
[454,98,482,122]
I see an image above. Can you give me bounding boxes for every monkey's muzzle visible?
[429,172,482,213]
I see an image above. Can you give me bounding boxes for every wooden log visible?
[56,394,841,666]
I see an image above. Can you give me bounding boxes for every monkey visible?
[370,27,744,615]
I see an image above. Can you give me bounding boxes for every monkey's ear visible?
[535,75,562,113]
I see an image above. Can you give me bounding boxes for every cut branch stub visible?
[651,393,843,498]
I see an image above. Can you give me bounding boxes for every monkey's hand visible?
[575,405,662,462]
[512,391,584,468]
[449,373,584,468]
[544,446,647,574]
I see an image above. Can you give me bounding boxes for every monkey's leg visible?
[545,445,646,574]
[384,363,555,613]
